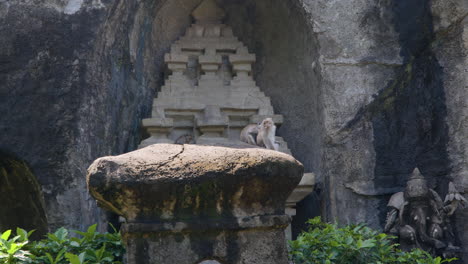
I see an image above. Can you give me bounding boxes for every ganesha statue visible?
[384,168,467,258]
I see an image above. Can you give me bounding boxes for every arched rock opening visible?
[0,151,48,239]
[91,0,324,235]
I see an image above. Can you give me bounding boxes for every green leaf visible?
[47,233,60,243]
[96,244,106,260]
[78,252,86,263]
[66,252,82,264]
[1,230,11,241]
[7,243,19,254]
[55,247,67,261]
[360,239,375,248]
[46,252,54,263]
[27,229,36,238]
[16,228,28,242]
[70,241,80,247]
[54,227,69,241]
[87,224,97,234]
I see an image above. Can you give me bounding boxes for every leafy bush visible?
[0,225,124,264]
[289,217,455,264]
[0,229,34,263]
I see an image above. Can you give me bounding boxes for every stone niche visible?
[139,0,287,151]
[139,0,315,238]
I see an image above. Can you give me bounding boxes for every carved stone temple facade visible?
[138,0,314,239]
[139,0,287,150]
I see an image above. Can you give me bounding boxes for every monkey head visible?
[261,118,275,129]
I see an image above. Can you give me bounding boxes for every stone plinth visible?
[87,144,303,264]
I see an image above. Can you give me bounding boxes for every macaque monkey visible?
[240,124,259,145]
[256,118,279,151]
[240,118,279,151]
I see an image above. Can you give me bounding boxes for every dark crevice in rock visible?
[372,0,450,195]
[0,150,48,239]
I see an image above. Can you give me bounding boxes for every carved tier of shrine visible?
[139,0,290,152]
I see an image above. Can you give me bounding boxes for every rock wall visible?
[0,2,108,231]
[0,0,466,261]
[431,0,468,259]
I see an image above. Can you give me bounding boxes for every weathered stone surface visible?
[87,144,303,221]
[87,144,303,263]
[0,2,107,231]
[431,0,468,260]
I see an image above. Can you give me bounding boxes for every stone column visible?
[199,53,223,87]
[87,144,303,264]
[138,117,174,148]
[196,105,229,144]
[229,49,256,87]
[165,53,190,88]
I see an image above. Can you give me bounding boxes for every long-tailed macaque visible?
[240,124,259,145]
[256,118,279,151]
[240,118,279,151]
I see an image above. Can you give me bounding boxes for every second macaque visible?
[240,118,279,151]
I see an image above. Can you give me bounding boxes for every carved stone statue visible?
[384,168,467,258]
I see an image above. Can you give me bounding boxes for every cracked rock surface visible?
[86,144,303,222]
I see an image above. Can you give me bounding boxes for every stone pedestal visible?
[87,144,303,264]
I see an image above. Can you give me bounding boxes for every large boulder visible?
[87,144,303,264]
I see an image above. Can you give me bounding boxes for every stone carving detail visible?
[384,168,467,258]
[138,0,290,154]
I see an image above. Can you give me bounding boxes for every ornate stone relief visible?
[384,168,467,258]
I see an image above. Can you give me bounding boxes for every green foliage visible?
[0,228,34,264]
[289,217,456,264]
[0,225,124,264]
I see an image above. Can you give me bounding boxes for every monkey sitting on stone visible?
[240,123,259,145]
[240,118,279,151]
